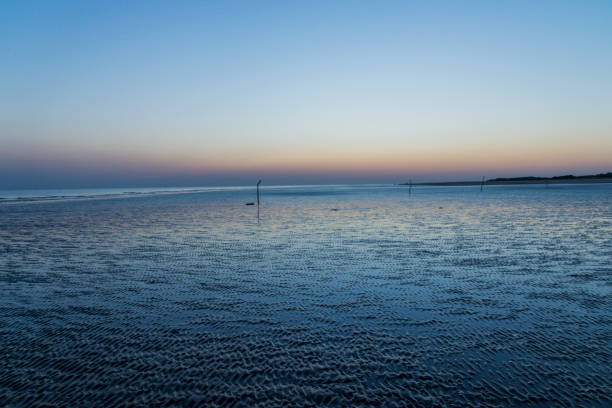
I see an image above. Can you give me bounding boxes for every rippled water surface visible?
[1,184,611,407]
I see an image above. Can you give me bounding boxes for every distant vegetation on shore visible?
[402,172,612,186]
[488,172,612,182]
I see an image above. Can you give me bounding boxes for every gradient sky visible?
[1,0,611,188]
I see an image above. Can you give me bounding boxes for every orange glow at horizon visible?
[5,136,610,180]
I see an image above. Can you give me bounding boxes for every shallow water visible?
[1,184,611,407]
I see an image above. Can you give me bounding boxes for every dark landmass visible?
[402,172,612,186]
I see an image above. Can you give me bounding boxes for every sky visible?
[1,0,611,188]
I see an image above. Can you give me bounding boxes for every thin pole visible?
[256,179,262,221]
[480,176,485,192]
[409,178,412,195]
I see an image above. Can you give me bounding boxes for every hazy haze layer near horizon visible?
[1,1,612,188]
[1,184,611,406]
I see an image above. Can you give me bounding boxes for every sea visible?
[1,184,610,407]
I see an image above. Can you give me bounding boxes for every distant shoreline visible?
[409,179,612,186]
[401,172,612,186]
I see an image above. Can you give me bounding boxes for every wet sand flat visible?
[1,184,611,407]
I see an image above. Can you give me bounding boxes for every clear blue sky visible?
[1,0,611,188]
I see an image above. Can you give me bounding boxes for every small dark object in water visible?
[330,208,339,211]
[246,202,255,206]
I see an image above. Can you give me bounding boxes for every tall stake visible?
[256,179,262,221]
[480,176,485,192]
[409,178,412,195]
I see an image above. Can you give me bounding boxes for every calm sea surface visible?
[1,184,611,407]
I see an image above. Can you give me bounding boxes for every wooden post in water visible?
[256,179,262,221]
[409,178,412,195]
[480,176,485,192]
